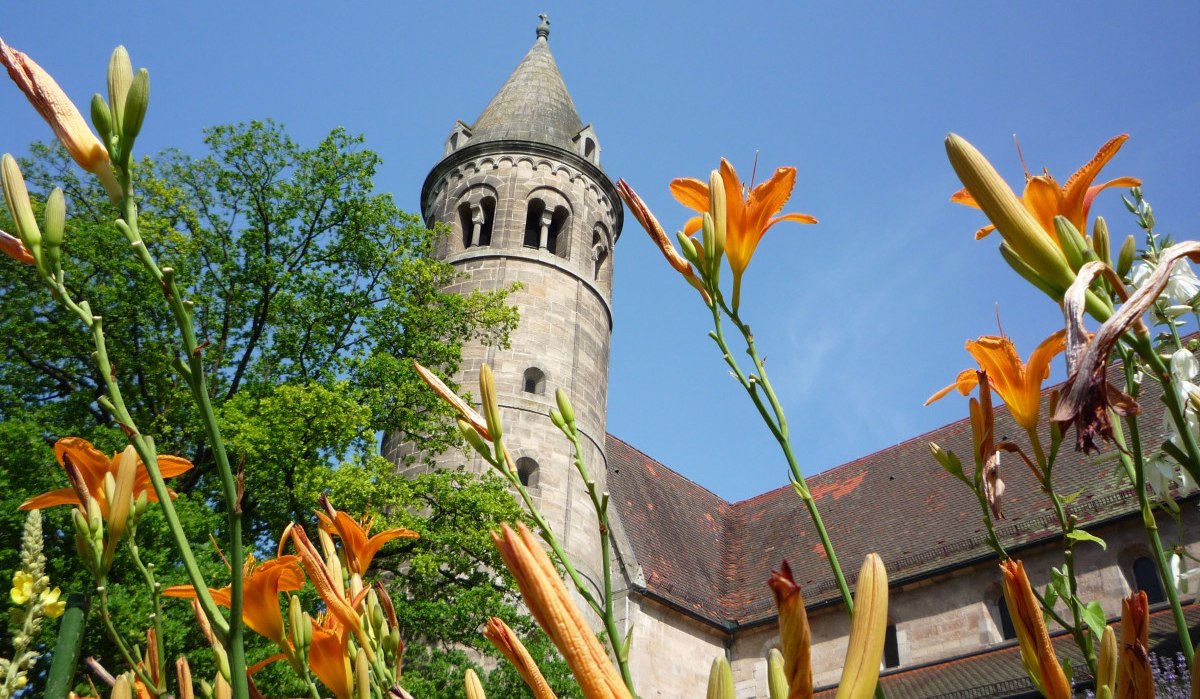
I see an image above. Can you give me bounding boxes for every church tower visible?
[394,16,623,579]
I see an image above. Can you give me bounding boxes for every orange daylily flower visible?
[317,499,418,578]
[952,135,1140,243]
[163,555,305,648]
[283,522,376,664]
[926,331,1067,432]
[310,614,354,699]
[20,437,193,517]
[671,159,816,295]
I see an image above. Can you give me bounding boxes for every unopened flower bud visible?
[766,648,788,699]
[1117,234,1136,279]
[1092,216,1110,267]
[91,93,113,146]
[457,418,491,458]
[465,668,487,699]
[555,388,575,429]
[1095,625,1116,699]
[706,656,734,699]
[355,649,370,699]
[836,553,889,699]
[42,187,65,273]
[107,47,133,138]
[548,408,565,430]
[121,68,149,146]
[2,155,42,263]
[1053,216,1087,271]
[480,364,503,442]
[676,230,700,264]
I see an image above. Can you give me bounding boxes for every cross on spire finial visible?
[536,13,550,40]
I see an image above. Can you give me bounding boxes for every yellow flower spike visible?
[834,554,889,699]
[480,363,503,442]
[465,668,488,699]
[483,617,558,699]
[1095,625,1117,699]
[945,134,1076,296]
[0,40,120,200]
[768,560,812,699]
[706,656,735,699]
[491,522,632,699]
[1000,560,1071,699]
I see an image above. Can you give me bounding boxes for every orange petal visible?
[1020,176,1062,239]
[924,369,980,405]
[357,528,419,575]
[682,215,703,237]
[0,229,35,265]
[668,177,710,213]
[950,188,981,208]
[1062,134,1129,215]
[19,487,82,511]
[768,212,818,226]
[156,454,195,478]
[746,167,797,236]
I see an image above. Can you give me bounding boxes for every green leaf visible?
[1065,529,1107,550]
[1082,601,1107,641]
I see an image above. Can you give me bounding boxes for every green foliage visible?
[0,122,554,695]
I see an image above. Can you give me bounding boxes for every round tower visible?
[393,18,622,580]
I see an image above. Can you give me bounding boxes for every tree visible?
[0,123,576,697]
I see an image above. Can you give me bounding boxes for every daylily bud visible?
[1117,235,1136,279]
[2,155,42,266]
[1000,559,1070,699]
[708,168,727,261]
[107,47,133,138]
[102,447,136,570]
[549,408,566,430]
[706,657,735,699]
[41,187,64,273]
[91,93,113,147]
[355,648,370,699]
[1095,626,1116,699]
[928,442,965,482]
[0,40,115,191]
[1053,216,1087,272]
[458,417,491,458]
[999,241,1061,300]
[768,560,811,699]
[176,657,194,699]
[212,641,231,682]
[945,134,1076,294]
[133,490,149,521]
[110,674,132,699]
[1117,592,1151,699]
[834,553,888,699]
[676,230,700,264]
[767,648,788,699]
[465,668,487,699]
[289,594,311,654]
[555,388,575,429]
[480,363,503,442]
[122,68,149,146]
[1092,216,1111,267]
[483,617,556,699]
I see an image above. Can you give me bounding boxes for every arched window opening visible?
[459,197,495,248]
[523,199,569,258]
[523,199,546,249]
[996,595,1016,641]
[584,138,596,159]
[546,206,569,258]
[591,225,609,279]
[1133,556,1167,604]
[523,367,546,395]
[516,457,539,488]
[882,624,900,669]
[449,132,459,151]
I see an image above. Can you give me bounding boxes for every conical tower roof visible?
[469,21,584,152]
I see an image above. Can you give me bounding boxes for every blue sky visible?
[3,3,1198,502]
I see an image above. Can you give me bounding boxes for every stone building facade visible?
[395,19,1200,698]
